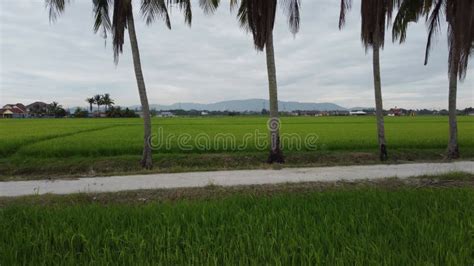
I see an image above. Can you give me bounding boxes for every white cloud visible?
[0,0,472,109]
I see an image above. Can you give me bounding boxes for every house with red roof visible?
[0,103,29,118]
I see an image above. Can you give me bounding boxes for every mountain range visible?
[132,99,349,112]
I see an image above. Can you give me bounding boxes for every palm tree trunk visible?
[265,32,284,164]
[127,12,153,169]
[447,69,459,159]
[372,45,388,161]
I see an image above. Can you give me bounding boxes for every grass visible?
[1,175,473,265]
[1,116,473,179]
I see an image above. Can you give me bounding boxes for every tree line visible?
[85,93,115,114]
[46,0,473,169]
[74,106,139,118]
[76,93,138,118]
[28,101,67,118]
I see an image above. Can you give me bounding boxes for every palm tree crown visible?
[339,0,400,49]
[86,97,95,112]
[102,93,115,111]
[393,0,474,80]
[93,94,102,111]
[46,0,192,62]
[200,0,301,50]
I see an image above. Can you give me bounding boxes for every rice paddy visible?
[1,116,473,178]
[1,184,473,265]
[1,118,473,264]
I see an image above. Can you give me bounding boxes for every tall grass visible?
[1,188,473,264]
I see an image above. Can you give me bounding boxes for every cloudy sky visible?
[0,0,472,109]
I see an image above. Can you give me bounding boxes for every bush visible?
[54,108,67,118]
[106,107,139,118]
[73,108,89,118]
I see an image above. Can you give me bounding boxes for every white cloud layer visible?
[0,0,472,109]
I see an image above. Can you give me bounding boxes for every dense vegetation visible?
[1,116,473,178]
[1,185,473,265]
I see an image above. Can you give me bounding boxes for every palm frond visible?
[424,0,443,65]
[230,0,239,11]
[338,0,352,29]
[200,0,299,50]
[394,0,473,80]
[141,0,171,28]
[198,0,239,15]
[392,0,426,43]
[339,0,401,51]
[282,0,301,35]
[112,0,132,63]
[360,0,387,50]
[45,0,70,22]
[236,0,250,32]
[446,0,474,80]
[245,0,277,50]
[386,0,404,25]
[166,0,192,26]
[199,0,220,14]
[93,0,112,38]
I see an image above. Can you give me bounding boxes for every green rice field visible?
[1,182,473,265]
[1,116,473,178]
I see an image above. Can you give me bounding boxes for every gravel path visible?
[1,161,473,197]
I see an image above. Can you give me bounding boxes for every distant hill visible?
[133,99,348,112]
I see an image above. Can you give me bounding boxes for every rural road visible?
[1,161,473,197]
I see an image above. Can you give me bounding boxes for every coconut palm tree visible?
[48,101,62,115]
[102,93,115,111]
[48,101,66,117]
[86,97,95,113]
[93,94,102,114]
[46,0,192,169]
[393,0,474,159]
[199,0,301,163]
[339,0,400,161]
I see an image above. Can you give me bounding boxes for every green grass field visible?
[1,116,473,178]
[1,176,473,265]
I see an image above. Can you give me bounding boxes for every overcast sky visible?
[0,0,472,109]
